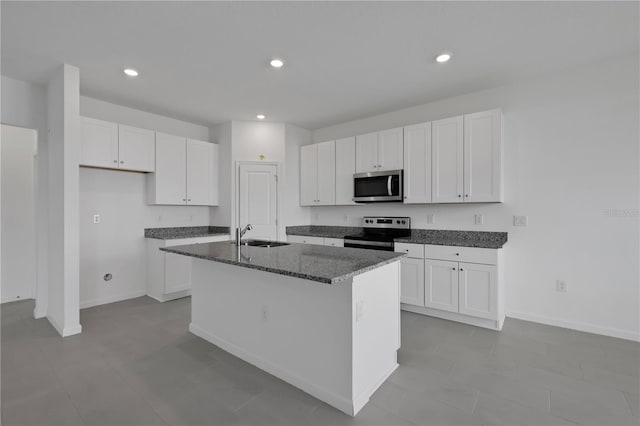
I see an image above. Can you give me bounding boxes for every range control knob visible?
[402,220,406,224]
[396,220,401,224]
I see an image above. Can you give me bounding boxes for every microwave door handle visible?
[387,175,392,196]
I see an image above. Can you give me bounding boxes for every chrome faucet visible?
[235,224,253,245]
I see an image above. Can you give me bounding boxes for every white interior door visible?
[239,164,278,241]
[1,125,37,303]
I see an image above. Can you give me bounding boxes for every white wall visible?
[209,121,232,228]
[1,75,49,317]
[1,125,37,302]
[79,96,211,308]
[46,64,82,336]
[311,55,640,341]
[283,124,312,232]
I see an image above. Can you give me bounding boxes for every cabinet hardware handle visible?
[182,199,186,201]
[188,199,191,202]
[113,160,117,163]
[404,196,407,199]
[456,253,459,256]
[460,268,464,271]
[465,194,469,197]
[452,267,456,270]
[457,194,462,197]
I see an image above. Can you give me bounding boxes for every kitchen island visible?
[161,241,405,416]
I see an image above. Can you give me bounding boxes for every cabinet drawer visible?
[424,244,497,265]
[324,238,344,247]
[287,235,325,245]
[394,243,425,259]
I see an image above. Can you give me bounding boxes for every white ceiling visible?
[2,1,638,129]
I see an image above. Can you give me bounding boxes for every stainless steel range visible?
[343,216,411,251]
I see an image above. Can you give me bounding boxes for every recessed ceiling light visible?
[270,59,284,68]
[256,114,266,120]
[435,53,452,63]
[123,68,139,77]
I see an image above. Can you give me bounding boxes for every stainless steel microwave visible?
[353,170,403,203]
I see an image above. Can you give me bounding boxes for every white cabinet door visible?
[154,132,186,205]
[80,117,119,168]
[400,258,425,307]
[316,140,336,205]
[355,132,378,173]
[378,127,403,171]
[403,122,432,203]
[118,124,155,172]
[186,139,215,205]
[425,259,459,313]
[300,144,318,206]
[464,109,502,202]
[432,116,463,203]
[458,262,497,320]
[335,137,356,205]
[164,252,192,293]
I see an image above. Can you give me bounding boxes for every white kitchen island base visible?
[188,257,400,416]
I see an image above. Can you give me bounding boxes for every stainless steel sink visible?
[238,240,290,248]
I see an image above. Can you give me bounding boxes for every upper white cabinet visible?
[355,129,403,173]
[431,109,503,203]
[81,118,155,172]
[335,137,356,205]
[464,109,503,202]
[147,132,218,206]
[300,141,335,206]
[355,132,378,173]
[431,116,464,203]
[186,139,218,205]
[118,125,155,172]
[80,117,119,168]
[378,128,404,171]
[403,122,432,204]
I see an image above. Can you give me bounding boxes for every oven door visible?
[343,239,395,251]
[353,170,403,203]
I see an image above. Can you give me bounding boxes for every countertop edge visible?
[146,232,230,240]
[159,246,405,284]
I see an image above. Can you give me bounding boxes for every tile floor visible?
[1,297,638,426]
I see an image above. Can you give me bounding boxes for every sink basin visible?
[238,239,290,248]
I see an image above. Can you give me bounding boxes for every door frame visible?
[235,161,283,241]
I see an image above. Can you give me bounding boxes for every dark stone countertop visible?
[394,229,508,249]
[286,226,507,249]
[160,241,405,284]
[145,226,230,240]
[286,225,364,239]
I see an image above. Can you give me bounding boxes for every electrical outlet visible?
[314,212,319,221]
[475,214,484,225]
[426,214,435,224]
[356,301,365,322]
[343,215,349,223]
[513,215,528,226]
[93,214,101,224]
[556,280,567,293]
[261,305,269,322]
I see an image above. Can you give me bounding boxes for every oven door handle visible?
[387,176,392,196]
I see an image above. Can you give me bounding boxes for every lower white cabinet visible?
[287,235,344,247]
[399,257,424,306]
[395,242,504,330]
[146,234,229,302]
[424,259,459,313]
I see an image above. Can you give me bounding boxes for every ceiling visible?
[2,1,638,130]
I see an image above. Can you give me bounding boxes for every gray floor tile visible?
[370,381,477,425]
[3,298,639,426]
[2,387,85,426]
[623,392,639,418]
[471,392,574,426]
[451,367,550,412]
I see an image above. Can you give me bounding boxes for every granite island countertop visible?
[286,225,507,249]
[145,226,230,240]
[160,241,405,284]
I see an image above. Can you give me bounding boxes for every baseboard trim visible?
[401,304,504,331]
[506,310,640,342]
[189,322,356,416]
[80,291,146,309]
[47,315,82,337]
